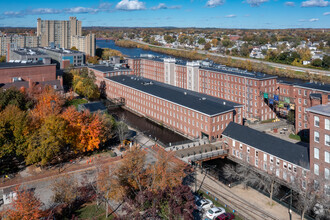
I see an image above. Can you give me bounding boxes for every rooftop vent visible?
[184,92,187,95]
[202,97,206,100]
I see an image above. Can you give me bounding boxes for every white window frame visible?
[314,148,320,159]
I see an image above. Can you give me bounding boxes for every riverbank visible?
[115,39,330,83]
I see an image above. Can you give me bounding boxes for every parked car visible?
[206,207,226,219]
[196,199,213,211]
[215,213,235,220]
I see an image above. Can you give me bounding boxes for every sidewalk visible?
[196,170,303,220]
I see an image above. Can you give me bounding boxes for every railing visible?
[187,149,228,162]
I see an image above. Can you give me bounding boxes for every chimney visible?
[321,93,329,105]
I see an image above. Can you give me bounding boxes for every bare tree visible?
[51,175,79,211]
[115,118,129,144]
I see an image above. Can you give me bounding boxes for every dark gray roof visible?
[222,122,310,169]
[88,65,131,73]
[306,103,330,117]
[296,82,330,93]
[310,93,322,100]
[200,66,277,80]
[0,62,54,69]
[0,80,63,91]
[107,75,242,116]
[78,102,107,113]
[13,48,47,56]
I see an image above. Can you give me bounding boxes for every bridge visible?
[172,142,228,165]
[106,97,125,108]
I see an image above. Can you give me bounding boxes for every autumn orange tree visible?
[31,85,65,121]
[146,150,187,192]
[62,106,106,152]
[0,186,47,220]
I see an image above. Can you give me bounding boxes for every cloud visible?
[224,14,236,18]
[299,18,319,22]
[115,0,146,10]
[64,7,99,14]
[150,3,181,10]
[301,0,329,7]
[285,1,295,6]
[0,2,114,19]
[206,0,226,8]
[324,11,330,15]
[245,0,269,7]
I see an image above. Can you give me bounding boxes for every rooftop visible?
[13,48,48,56]
[222,122,310,169]
[295,82,330,93]
[107,75,242,116]
[0,61,54,69]
[130,54,277,80]
[78,102,107,113]
[40,47,84,55]
[306,103,330,117]
[88,65,131,73]
[0,80,63,90]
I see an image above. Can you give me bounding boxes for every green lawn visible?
[75,203,114,220]
[66,98,88,109]
[199,191,242,220]
[289,133,301,141]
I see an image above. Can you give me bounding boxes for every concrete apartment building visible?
[127,55,277,121]
[0,35,40,56]
[222,122,310,186]
[37,17,82,49]
[71,33,96,56]
[100,75,243,140]
[307,104,330,195]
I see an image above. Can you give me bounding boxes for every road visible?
[128,39,330,77]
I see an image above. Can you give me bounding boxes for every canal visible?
[109,107,188,146]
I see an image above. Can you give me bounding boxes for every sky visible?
[0,0,329,29]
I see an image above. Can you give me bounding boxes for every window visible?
[314,148,319,159]
[247,147,250,153]
[270,156,273,163]
[255,158,258,167]
[293,166,297,173]
[276,159,280,166]
[263,163,267,171]
[314,164,319,175]
[325,168,329,180]
[302,180,306,189]
[283,162,287,169]
[232,140,236,147]
[326,119,330,130]
[232,149,235,156]
[325,135,330,146]
[239,143,243,150]
[288,164,292,171]
[263,154,267,161]
[314,116,320,127]
[283,172,287,180]
[255,151,259,157]
[325,151,330,163]
[314,180,320,191]
[314,131,320,143]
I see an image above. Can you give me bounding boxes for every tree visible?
[62,107,105,152]
[146,150,187,192]
[204,42,211,51]
[71,68,100,100]
[322,55,330,68]
[287,110,295,124]
[0,55,6,62]
[25,115,67,166]
[0,88,33,111]
[211,39,218,47]
[31,85,65,121]
[70,46,78,51]
[1,186,46,220]
[86,55,99,64]
[0,105,30,160]
[198,38,206,45]
[51,175,79,209]
[115,121,129,144]
[122,185,195,219]
[311,58,323,67]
